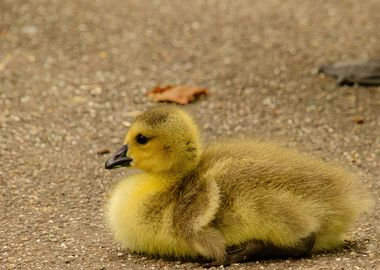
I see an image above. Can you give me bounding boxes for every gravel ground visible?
[1,0,379,269]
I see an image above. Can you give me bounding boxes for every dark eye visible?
[136,134,148,145]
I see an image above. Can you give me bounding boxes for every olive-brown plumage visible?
[105,106,371,266]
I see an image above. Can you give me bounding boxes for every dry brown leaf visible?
[147,85,208,105]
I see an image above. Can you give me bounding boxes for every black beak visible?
[105,145,133,169]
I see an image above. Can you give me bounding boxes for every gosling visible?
[105,106,371,266]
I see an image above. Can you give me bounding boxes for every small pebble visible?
[97,148,111,155]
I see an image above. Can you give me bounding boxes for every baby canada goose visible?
[105,106,371,266]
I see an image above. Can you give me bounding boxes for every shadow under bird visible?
[105,106,371,267]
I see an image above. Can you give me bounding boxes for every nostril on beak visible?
[105,145,132,169]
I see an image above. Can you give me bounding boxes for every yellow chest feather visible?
[107,174,195,257]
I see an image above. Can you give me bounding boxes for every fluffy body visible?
[106,106,371,264]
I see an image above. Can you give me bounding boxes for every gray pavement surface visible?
[0,0,379,269]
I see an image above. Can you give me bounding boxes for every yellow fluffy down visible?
[105,106,372,263]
